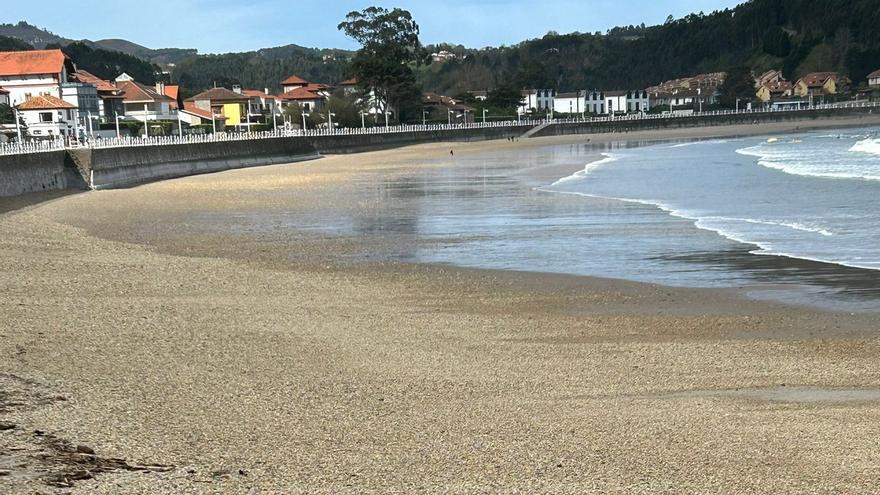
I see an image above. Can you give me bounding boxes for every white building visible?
[62,82,100,137]
[553,91,586,115]
[0,87,9,106]
[0,49,74,106]
[519,89,555,115]
[868,69,880,88]
[584,90,650,115]
[115,78,177,122]
[16,94,77,139]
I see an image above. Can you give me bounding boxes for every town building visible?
[467,90,488,101]
[0,87,9,106]
[756,80,794,103]
[242,88,280,122]
[15,94,77,139]
[71,69,124,122]
[579,90,650,115]
[115,77,177,123]
[61,81,99,136]
[553,91,586,115]
[185,87,252,129]
[519,89,555,115]
[422,92,474,123]
[793,72,840,98]
[754,70,784,88]
[339,78,358,96]
[179,102,227,128]
[280,74,310,94]
[0,49,75,106]
[431,51,457,63]
[867,69,880,88]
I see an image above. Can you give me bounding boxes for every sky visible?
[4,0,742,54]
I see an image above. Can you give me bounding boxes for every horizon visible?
[3,0,740,54]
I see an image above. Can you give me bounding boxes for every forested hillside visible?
[418,0,880,94]
[170,45,351,95]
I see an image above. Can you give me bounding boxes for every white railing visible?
[2,101,879,155]
[0,139,66,157]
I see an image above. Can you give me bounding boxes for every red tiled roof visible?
[182,102,227,120]
[0,49,67,77]
[868,69,880,79]
[765,81,793,93]
[278,87,324,101]
[73,69,121,94]
[280,74,308,85]
[242,89,275,99]
[186,87,249,102]
[340,78,357,86]
[164,85,179,100]
[116,80,173,104]
[799,72,838,88]
[17,94,76,110]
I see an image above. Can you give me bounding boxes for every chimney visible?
[264,88,270,96]
[155,81,165,95]
[233,85,242,94]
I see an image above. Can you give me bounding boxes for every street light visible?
[143,103,149,138]
[13,108,22,144]
[422,110,428,126]
[482,108,488,124]
[328,112,336,132]
[177,111,183,137]
[115,114,122,138]
[448,109,453,125]
[302,111,310,131]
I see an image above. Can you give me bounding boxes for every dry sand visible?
[2,119,880,494]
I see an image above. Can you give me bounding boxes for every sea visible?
[410,127,880,310]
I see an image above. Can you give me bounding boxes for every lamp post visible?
[272,108,278,132]
[115,114,121,138]
[13,108,22,144]
[143,103,149,138]
[482,108,488,124]
[302,111,310,131]
[328,112,336,133]
[448,110,453,125]
[384,111,389,127]
[360,111,366,129]
[423,110,428,126]
[177,111,183,137]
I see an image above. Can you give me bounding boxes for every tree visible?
[338,7,426,124]
[282,103,324,130]
[719,65,755,108]
[487,83,523,111]
[326,89,366,128]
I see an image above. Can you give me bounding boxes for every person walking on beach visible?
[450,149,454,156]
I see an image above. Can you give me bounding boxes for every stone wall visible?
[0,151,74,197]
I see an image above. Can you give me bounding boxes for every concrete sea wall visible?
[536,107,879,138]
[70,137,320,190]
[0,151,83,198]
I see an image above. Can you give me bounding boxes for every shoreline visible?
[3,117,880,492]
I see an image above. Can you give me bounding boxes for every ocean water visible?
[412,129,880,309]
[196,128,880,310]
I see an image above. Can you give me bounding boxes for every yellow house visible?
[185,87,251,127]
[793,72,839,97]
[756,80,794,103]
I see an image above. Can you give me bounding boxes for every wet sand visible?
[3,119,880,493]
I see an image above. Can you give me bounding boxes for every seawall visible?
[69,137,320,190]
[0,151,86,198]
[536,107,879,138]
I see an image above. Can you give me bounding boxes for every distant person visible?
[450,149,454,156]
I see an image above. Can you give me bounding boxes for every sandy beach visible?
[3,118,880,494]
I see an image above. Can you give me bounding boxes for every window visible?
[636,102,640,111]
[39,112,53,122]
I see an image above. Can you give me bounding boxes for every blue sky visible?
[4,0,742,53]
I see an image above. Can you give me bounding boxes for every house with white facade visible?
[16,94,77,139]
[582,90,650,115]
[61,82,99,137]
[867,69,880,88]
[0,87,9,106]
[519,89,555,115]
[71,70,124,122]
[115,77,177,123]
[0,49,75,107]
[553,91,586,115]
